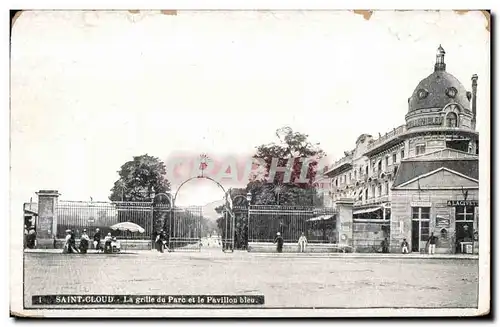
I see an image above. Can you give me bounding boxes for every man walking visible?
[427,232,438,255]
[298,232,308,253]
[274,232,284,253]
[381,237,389,253]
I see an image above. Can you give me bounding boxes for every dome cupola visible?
[407,45,470,114]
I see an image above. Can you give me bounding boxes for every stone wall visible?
[353,220,390,253]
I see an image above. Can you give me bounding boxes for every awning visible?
[24,209,38,216]
[307,215,334,222]
[353,206,383,215]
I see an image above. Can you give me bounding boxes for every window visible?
[372,185,376,198]
[416,144,426,155]
[335,179,338,187]
[392,153,397,164]
[354,170,357,180]
[365,189,368,201]
[401,148,405,159]
[377,161,382,172]
[446,112,458,127]
[365,166,368,175]
[456,206,475,221]
[378,184,382,197]
[385,181,389,195]
[349,172,352,182]
[385,156,389,168]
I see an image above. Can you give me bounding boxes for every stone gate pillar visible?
[36,190,60,243]
[336,198,354,247]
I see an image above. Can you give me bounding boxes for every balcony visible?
[354,195,390,207]
[366,124,407,152]
[324,155,353,176]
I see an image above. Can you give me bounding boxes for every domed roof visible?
[408,46,470,113]
[408,71,470,112]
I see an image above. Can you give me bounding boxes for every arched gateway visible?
[154,176,235,253]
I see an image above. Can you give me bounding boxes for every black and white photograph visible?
[9,9,490,317]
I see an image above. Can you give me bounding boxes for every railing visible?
[367,124,407,150]
[248,205,338,243]
[354,195,390,207]
[326,155,353,172]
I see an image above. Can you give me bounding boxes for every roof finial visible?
[435,45,446,72]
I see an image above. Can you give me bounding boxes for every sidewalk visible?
[23,248,478,259]
[250,252,479,260]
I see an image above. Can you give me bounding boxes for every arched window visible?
[446,112,458,127]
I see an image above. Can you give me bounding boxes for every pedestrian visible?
[111,237,121,253]
[161,229,169,252]
[427,232,438,255]
[274,232,284,253]
[381,238,389,253]
[298,232,308,253]
[155,229,164,253]
[79,229,90,254]
[93,228,102,252]
[63,229,72,253]
[69,230,79,253]
[104,232,113,253]
[401,238,409,254]
[23,225,28,249]
[27,226,37,249]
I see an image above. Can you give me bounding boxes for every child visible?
[401,238,409,254]
[111,237,121,253]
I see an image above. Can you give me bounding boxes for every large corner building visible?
[320,46,479,254]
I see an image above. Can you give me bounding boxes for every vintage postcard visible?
[9,10,490,317]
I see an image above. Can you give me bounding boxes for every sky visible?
[10,10,490,208]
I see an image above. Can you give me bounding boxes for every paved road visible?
[23,249,478,308]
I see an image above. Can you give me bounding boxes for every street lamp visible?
[246,192,252,251]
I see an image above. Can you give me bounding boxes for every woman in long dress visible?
[62,229,72,253]
[69,230,79,253]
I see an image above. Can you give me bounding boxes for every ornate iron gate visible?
[169,205,203,252]
[220,206,235,252]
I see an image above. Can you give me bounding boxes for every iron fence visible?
[248,205,338,243]
[56,201,154,240]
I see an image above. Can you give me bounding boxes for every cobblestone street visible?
[23,250,478,309]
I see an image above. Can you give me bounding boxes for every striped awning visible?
[307,215,334,222]
[353,206,383,215]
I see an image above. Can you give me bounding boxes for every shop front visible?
[448,200,479,254]
[390,155,479,254]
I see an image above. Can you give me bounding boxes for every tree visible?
[109,154,171,202]
[250,126,326,205]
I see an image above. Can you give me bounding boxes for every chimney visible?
[471,74,478,130]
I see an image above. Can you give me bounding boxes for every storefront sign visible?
[407,117,443,129]
[410,201,431,207]
[436,215,450,228]
[447,200,478,207]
